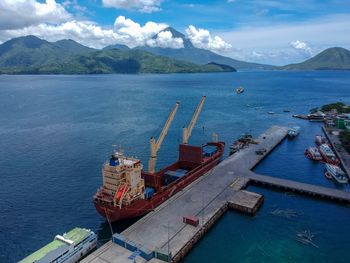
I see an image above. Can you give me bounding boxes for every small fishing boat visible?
[304,147,323,161]
[268,111,275,115]
[235,86,244,94]
[325,164,348,184]
[287,126,300,138]
[315,135,326,146]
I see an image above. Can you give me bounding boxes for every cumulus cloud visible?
[113,16,168,47]
[0,15,185,50]
[1,20,120,49]
[147,31,184,49]
[102,0,163,13]
[185,25,232,52]
[0,0,71,30]
[290,40,311,51]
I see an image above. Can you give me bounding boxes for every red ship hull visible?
[94,142,225,222]
[318,150,340,165]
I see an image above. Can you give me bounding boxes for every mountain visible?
[137,27,274,70]
[54,39,95,54]
[103,44,130,51]
[281,47,350,70]
[0,35,95,72]
[0,36,236,74]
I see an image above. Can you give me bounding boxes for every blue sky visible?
[0,0,349,65]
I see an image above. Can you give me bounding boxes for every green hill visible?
[137,27,275,70]
[281,47,350,70]
[0,36,236,74]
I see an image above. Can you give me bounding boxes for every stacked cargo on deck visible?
[164,168,188,185]
[203,145,218,157]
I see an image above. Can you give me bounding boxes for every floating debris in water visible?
[270,208,302,218]
[295,230,319,248]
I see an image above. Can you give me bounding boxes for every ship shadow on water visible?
[96,217,141,245]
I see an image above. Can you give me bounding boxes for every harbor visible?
[82,125,349,263]
[82,126,287,263]
[4,74,350,263]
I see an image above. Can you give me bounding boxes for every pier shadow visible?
[96,217,141,245]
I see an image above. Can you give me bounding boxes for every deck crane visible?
[148,101,180,174]
[182,96,206,145]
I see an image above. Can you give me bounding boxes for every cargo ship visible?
[19,228,97,263]
[93,97,225,222]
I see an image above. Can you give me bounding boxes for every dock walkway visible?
[248,172,350,202]
[82,125,350,263]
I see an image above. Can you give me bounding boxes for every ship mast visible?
[182,96,206,144]
[148,101,180,174]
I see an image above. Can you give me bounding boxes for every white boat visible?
[325,164,348,184]
[235,86,244,94]
[20,228,97,263]
[287,126,300,138]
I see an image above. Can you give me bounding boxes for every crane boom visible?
[182,96,206,144]
[148,101,180,174]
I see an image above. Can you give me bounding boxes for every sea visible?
[0,71,350,262]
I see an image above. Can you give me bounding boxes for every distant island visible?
[1,30,350,74]
[0,35,236,74]
[280,47,350,70]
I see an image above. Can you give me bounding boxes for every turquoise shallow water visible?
[0,71,349,262]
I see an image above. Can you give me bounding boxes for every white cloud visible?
[0,16,183,50]
[147,31,184,49]
[290,40,310,51]
[102,0,163,13]
[113,16,168,47]
[219,14,350,64]
[0,0,71,30]
[185,25,232,52]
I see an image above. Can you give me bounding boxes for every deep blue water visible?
[0,71,349,262]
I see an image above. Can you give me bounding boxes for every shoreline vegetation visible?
[1,34,350,75]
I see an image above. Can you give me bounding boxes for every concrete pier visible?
[228,190,264,215]
[82,125,350,263]
[249,172,350,203]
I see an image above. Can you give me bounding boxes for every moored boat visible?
[324,164,348,184]
[315,135,326,146]
[19,228,97,263]
[318,143,340,165]
[304,147,323,161]
[287,126,300,138]
[93,97,225,222]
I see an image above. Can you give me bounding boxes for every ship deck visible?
[82,126,350,263]
[20,228,90,263]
